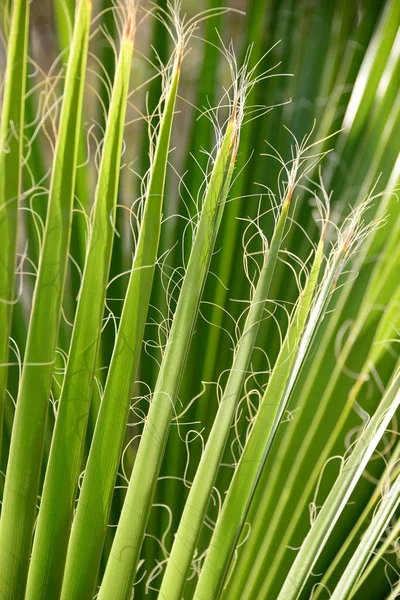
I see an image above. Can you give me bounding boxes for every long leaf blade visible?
[194,228,325,599]
[277,368,400,600]
[58,23,182,600]
[97,98,240,600]
[0,0,29,453]
[158,166,293,600]
[25,14,135,600]
[331,472,400,600]
[0,2,91,596]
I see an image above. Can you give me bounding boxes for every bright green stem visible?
[97,118,238,600]
[277,368,400,600]
[59,44,182,600]
[194,235,325,599]
[241,273,400,600]
[0,0,29,458]
[0,1,91,598]
[158,196,290,599]
[251,203,400,598]
[312,437,400,600]
[330,473,400,600]
[350,490,400,597]
[25,24,134,600]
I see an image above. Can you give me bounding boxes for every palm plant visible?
[0,0,399,599]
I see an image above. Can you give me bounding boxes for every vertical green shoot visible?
[0,0,29,453]
[97,84,242,600]
[25,11,135,600]
[194,227,326,599]
[0,1,91,597]
[158,156,295,600]
[58,14,184,600]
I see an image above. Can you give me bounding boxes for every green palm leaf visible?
[0,2,398,599]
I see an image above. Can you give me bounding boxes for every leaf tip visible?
[321,218,329,241]
[124,7,136,42]
[175,37,184,70]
